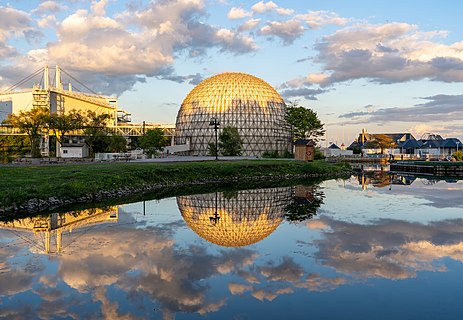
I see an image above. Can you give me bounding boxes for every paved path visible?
[132,156,293,163]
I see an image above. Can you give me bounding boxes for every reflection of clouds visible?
[296,274,346,291]
[314,217,463,279]
[0,241,36,297]
[228,283,252,295]
[258,257,305,282]
[57,224,257,318]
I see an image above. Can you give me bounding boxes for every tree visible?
[4,107,49,157]
[107,134,127,153]
[453,150,463,161]
[285,104,325,143]
[47,109,85,156]
[371,134,396,154]
[208,142,218,157]
[83,110,110,155]
[218,126,242,156]
[139,128,168,155]
[285,187,325,222]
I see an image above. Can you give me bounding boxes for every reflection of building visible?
[357,172,416,190]
[174,72,291,156]
[178,188,292,247]
[0,207,118,253]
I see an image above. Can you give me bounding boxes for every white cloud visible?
[227,7,252,20]
[32,1,66,15]
[4,0,257,95]
[276,7,294,15]
[238,18,261,32]
[259,19,305,45]
[296,10,349,29]
[310,22,463,86]
[251,1,278,14]
[91,0,109,16]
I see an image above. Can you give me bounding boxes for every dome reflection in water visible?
[178,185,324,247]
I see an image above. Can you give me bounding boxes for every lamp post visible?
[457,141,460,152]
[209,192,220,225]
[209,117,220,160]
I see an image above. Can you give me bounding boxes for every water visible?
[1,172,463,319]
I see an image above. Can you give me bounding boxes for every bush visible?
[453,150,463,161]
[314,148,325,160]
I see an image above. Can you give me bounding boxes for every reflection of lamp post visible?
[209,192,220,225]
[209,117,220,160]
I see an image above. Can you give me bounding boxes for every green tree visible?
[285,187,325,222]
[208,142,218,157]
[370,134,396,154]
[285,104,325,143]
[218,126,242,156]
[139,128,168,155]
[47,109,85,156]
[107,134,127,153]
[3,106,49,157]
[83,110,110,155]
[453,150,463,161]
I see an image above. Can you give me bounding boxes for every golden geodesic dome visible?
[178,188,292,247]
[175,72,291,156]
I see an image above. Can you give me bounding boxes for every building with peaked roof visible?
[349,129,462,158]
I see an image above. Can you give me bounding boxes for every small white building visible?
[61,143,89,158]
[322,144,353,157]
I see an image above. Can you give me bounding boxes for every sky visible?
[1,0,463,145]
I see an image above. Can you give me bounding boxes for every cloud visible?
[259,19,305,45]
[32,1,67,15]
[296,10,349,29]
[227,7,252,20]
[0,6,42,59]
[280,87,326,100]
[308,22,463,86]
[251,1,278,14]
[0,0,257,95]
[238,18,261,32]
[339,94,463,125]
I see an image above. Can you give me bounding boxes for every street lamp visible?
[209,192,220,225]
[209,117,220,160]
[457,141,460,152]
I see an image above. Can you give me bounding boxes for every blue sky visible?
[1,0,463,145]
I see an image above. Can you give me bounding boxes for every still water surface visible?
[1,172,463,319]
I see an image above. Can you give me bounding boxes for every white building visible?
[61,143,89,158]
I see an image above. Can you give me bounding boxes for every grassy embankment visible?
[0,160,351,211]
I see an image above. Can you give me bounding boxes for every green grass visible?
[0,160,351,209]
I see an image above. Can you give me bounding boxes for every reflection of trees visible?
[355,171,417,190]
[285,185,325,222]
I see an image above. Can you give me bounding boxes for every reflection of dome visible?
[178,188,291,247]
[175,72,291,156]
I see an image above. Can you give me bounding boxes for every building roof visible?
[398,139,421,149]
[328,143,340,149]
[441,138,462,148]
[61,143,87,148]
[420,139,442,148]
[293,139,315,146]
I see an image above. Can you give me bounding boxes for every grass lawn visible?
[0,159,350,209]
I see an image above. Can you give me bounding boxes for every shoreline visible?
[0,159,351,215]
